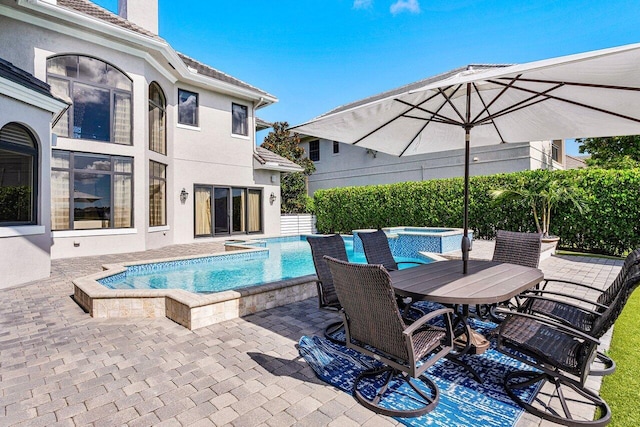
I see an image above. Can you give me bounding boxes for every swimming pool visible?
[98,236,430,294]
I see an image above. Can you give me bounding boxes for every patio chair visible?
[324,256,454,417]
[519,248,640,374]
[492,230,542,268]
[495,310,611,426]
[306,234,349,344]
[358,229,425,271]
[494,262,640,426]
[481,230,542,320]
[358,229,428,320]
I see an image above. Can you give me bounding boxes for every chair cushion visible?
[413,328,447,361]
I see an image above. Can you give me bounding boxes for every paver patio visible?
[0,241,623,426]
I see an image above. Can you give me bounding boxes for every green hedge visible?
[313,168,640,257]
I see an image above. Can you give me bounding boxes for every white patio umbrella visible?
[291,42,640,273]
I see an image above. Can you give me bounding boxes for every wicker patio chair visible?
[358,229,425,271]
[495,262,640,426]
[358,229,427,320]
[324,256,454,418]
[519,248,640,375]
[481,230,542,321]
[306,234,349,344]
[492,230,542,268]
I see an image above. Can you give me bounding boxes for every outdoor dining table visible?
[389,259,544,381]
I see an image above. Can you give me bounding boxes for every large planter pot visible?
[541,235,560,254]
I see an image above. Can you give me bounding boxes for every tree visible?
[577,135,640,169]
[261,122,316,213]
[489,170,586,237]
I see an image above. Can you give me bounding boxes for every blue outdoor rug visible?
[298,317,538,427]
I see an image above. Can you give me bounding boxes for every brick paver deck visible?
[0,241,624,426]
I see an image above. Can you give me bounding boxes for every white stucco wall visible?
[0,96,54,288]
[0,9,281,260]
[304,138,565,194]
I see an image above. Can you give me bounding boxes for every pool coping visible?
[72,244,318,330]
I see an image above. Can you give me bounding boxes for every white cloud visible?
[353,0,373,9]
[390,0,420,15]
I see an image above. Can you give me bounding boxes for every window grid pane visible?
[232,103,248,136]
[149,161,166,227]
[178,89,198,126]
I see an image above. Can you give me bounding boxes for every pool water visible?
[101,237,430,294]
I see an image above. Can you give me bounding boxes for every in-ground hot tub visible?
[353,226,472,256]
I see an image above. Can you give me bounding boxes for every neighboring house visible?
[0,0,299,289]
[296,65,567,195]
[566,154,589,169]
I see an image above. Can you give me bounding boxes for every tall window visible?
[0,123,37,225]
[232,103,248,136]
[178,89,198,126]
[47,55,132,144]
[51,151,133,230]
[194,185,262,236]
[333,141,340,154]
[309,140,320,161]
[149,161,166,227]
[149,82,166,154]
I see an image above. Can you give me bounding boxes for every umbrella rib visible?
[399,92,455,157]
[352,91,444,146]
[472,82,506,143]
[470,74,522,124]
[474,81,564,126]
[436,87,467,123]
[495,77,640,92]
[488,79,640,124]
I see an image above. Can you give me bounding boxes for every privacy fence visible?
[313,168,640,257]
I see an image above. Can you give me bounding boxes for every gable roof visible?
[53,0,274,99]
[254,146,304,172]
[319,64,512,118]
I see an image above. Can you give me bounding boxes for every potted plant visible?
[489,172,586,244]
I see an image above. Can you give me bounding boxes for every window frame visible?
[51,150,134,231]
[149,160,167,227]
[231,103,249,137]
[149,82,167,155]
[0,123,38,226]
[333,141,340,155]
[178,89,199,127]
[309,140,320,162]
[46,55,133,145]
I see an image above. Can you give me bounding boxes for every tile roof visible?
[255,118,273,131]
[55,0,274,98]
[0,57,57,99]
[320,64,512,118]
[177,53,274,98]
[57,0,160,39]
[254,146,303,171]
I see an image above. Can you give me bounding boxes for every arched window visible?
[149,82,166,154]
[47,55,132,145]
[0,123,38,225]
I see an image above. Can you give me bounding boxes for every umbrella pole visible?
[462,127,471,274]
[462,83,472,274]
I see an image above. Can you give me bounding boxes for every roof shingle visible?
[0,57,57,99]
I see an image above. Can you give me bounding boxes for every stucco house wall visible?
[0,77,63,288]
[302,138,566,194]
[0,0,289,273]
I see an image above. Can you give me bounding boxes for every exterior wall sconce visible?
[180,188,189,204]
[269,192,276,205]
[366,148,378,158]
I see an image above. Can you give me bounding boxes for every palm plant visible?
[489,172,586,238]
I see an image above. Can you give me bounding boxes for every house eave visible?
[0,76,68,115]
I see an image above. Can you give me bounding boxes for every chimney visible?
[118,0,158,34]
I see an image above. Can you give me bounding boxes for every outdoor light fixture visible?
[269,192,276,205]
[180,188,189,204]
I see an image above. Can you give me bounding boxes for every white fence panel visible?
[281,214,317,236]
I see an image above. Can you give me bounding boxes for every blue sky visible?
[95,0,640,155]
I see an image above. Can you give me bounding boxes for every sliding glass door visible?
[194,185,261,237]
